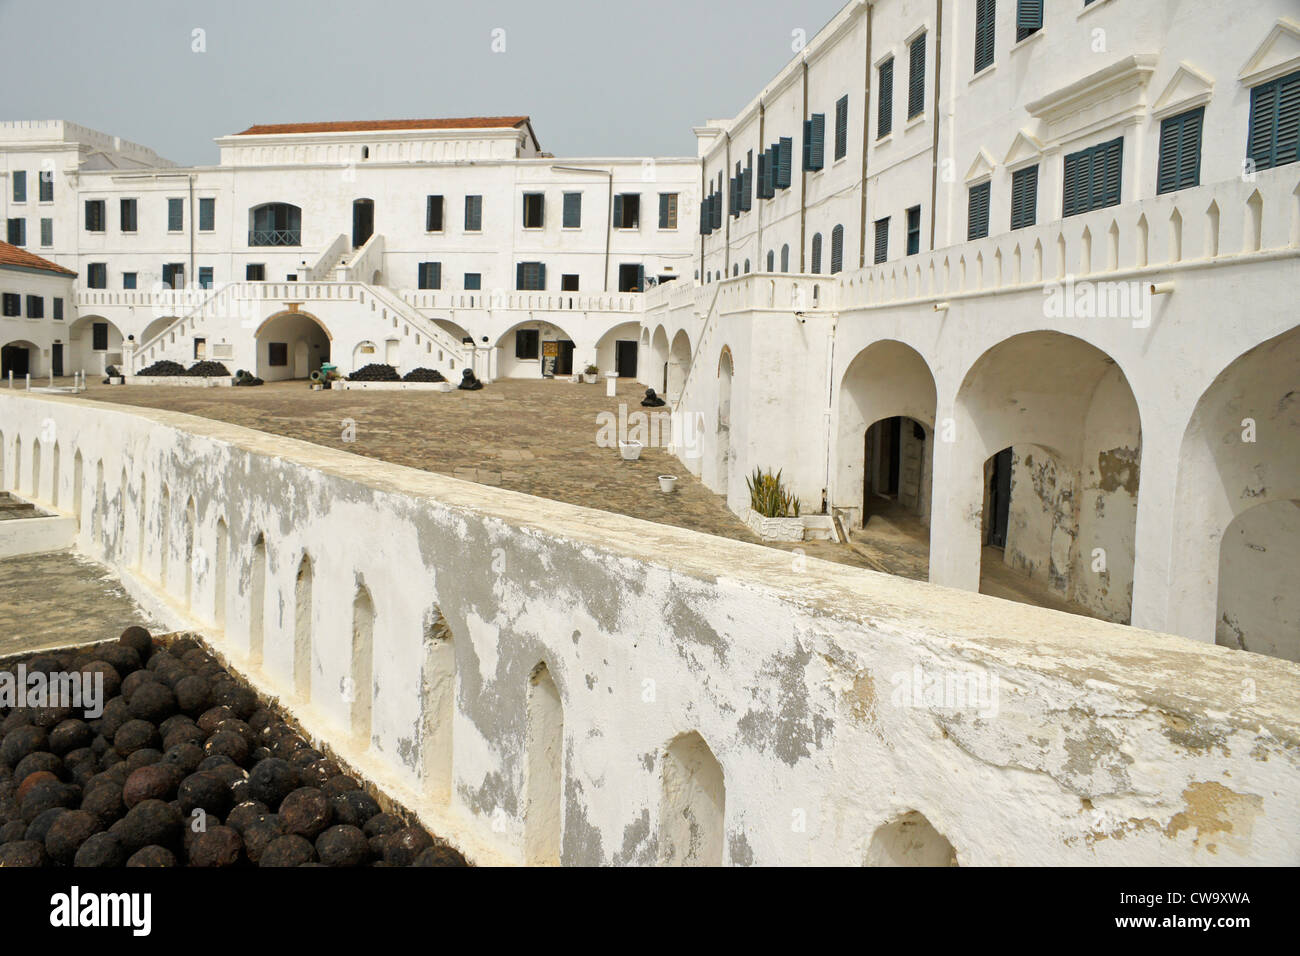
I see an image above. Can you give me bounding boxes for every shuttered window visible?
[6,219,24,246]
[40,218,52,246]
[1016,0,1042,42]
[12,170,25,203]
[120,199,136,232]
[776,137,793,188]
[464,195,483,231]
[767,250,775,272]
[199,197,215,232]
[781,244,790,271]
[464,273,481,290]
[85,200,106,232]
[803,113,825,171]
[700,197,711,235]
[874,217,890,264]
[168,198,184,231]
[974,0,996,74]
[1010,164,1038,229]
[87,263,107,288]
[908,35,926,118]
[198,267,213,289]
[27,295,43,319]
[967,180,991,240]
[418,262,442,290]
[515,329,539,360]
[878,59,894,138]
[741,163,753,211]
[614,193,641,228]
[906,205,921,255]
[1156,108,1203,194]
[1062,136,1122,217]
[53,298,63,320]
[39,171,53,202]
[522,193,545,228]
[426,195,445,231]
[830,225,844,274]
[757,151,771,199]
[563,192,582,228]
[1247,70,1300,172]
[834,95,849,159]
[811,233,823,273]
[659,192,678,228]
[516,261,546,291]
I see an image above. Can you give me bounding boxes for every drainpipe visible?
[858,4,873,268]
[551,165,612,292]
[756,101,766,268]
[799,59,809,272]
[188,174,195,287]
[928,0,943,251]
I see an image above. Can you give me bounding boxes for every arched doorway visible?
[494,320,577,379]
[255,310,331,381]
[866,811,958,866]
[714,346,734,494]
[68,315,124,375]
[667,329,691,402]
[955,331,1141,623]
[650,326,670,393]
[1,340,41,378]
[660,731,725,866]
[1173,325,1300,659]
[594,321,642,378]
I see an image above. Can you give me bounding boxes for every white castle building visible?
[0,116,698,382]
[2,0,1298,665]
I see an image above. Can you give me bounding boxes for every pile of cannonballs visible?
[0,628,467,867]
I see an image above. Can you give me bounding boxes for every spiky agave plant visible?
[747,467,801,518]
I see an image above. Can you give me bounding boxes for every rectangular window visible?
[874,217,890,264]
[123,272,137,290]
[464,195,483,231]
[968,180,992,239]
[659,193,678,229]
[975,0,996,73]
[198,266,213,289]
[1016,0,1042,42]
[515,328,540,360]
[878,59,894,138]
[908,34,926,118]
[268,342,288,367]
[40,218,52,246]
[464,272,481,291]
[85,200,106,232]
[92,323,108,351]
[906,205,922,255]
[6,218,24,246]
[12,170,25,203]
[199,197,215,232]
[834,95,849,159]
[39,171,53,202]
[562,192,582,228]
[162,263,185,289]
[53,298,63,321]
[87,263,107,289]
[613,193,640,229]
[418,261,442,290]
[1063,136,1123,217]
[167,198,184,232]
[776,137,793,189]
[1,294,19,317]
[1157,108,1203,194]
[522,193,545,229]
[830,226,844,274]
[516,261,546,291]
[561,274,580,291]
[246,263,265,281]
[26,295,42,319]
[803,113,826,170]
[1247,70,1300,172]
[1010,164,1039,229]
[120,198,137,232]
[426,195,444,232]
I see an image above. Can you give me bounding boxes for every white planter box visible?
[619,441,643,461]
[127,375,232,387]
[745,510,833,542]
[339,380,451,391]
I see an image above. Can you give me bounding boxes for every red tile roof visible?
[0,241,76,277]
[234,117,531,136]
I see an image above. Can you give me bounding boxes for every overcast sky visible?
[1,0,850,166]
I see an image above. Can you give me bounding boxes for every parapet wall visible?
[2,390,1298,865]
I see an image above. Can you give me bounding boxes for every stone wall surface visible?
[2,389,1298,865]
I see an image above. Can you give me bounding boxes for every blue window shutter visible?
[908,36,926,118]
[612,193,623,228]
[975,0,996,73]
[967,181,991,240]
[516,262,525,289]
[831,225,844,273]
[803,120,813,170]
[810,113,825,170]
[835,95,849,159]
[1158,109,1203,193]
[1248,71,1300,171]
[874,218,889,264]
[1010,164,1038,229]
[637,264,645,291]
[1016,0,1042,40]
[811,233,822,273]
[878,59,894,137]
[742,166,753,210]
[537,263,546,290]
[777,138,793,188]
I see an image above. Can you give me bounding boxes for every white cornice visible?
[1238,18,1300,87]
[1026,53,1159,124]
[1151,63,1214,121]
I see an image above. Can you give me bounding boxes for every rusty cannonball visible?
[204,731,249,766]
[279,787,332,839]
[128,682,178,723]
[413,842,469,867]
[16,770,59,805]
[196,706,235,736]
[259,833,316,867]
[126,844,176,867]
[383,826,434,867]
[160,743,204,776]
[177,771,233,819]
[95,644,141,678]
[118,626,153,660]
[113,719,161,757]
[315,824,369,867]
[48,719,93,755]
[188,825,243,867]
[45,808,103,864]
[123,764,184,809]
[0,840,48,867]
[330,789,381,829]
[20,780,80,823]
[80,781,125,826]
[78,661,122,700]
[14,751,64,784]
[1,725,48,767]
[124,748,163,772]
[174,675,212,716]
[74,831,126,867]
[121,669,162,702]
[116,799,183,853]
[248,759,298,810]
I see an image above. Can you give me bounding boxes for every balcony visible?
[248,228,301,247]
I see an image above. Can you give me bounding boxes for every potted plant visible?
[620,440,643,460]
[744,468,804,541]
[658,474,678,493]
[583,364,600,384]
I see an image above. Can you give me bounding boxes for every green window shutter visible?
[1100,137,1123,207]
[878,59,894,137]
[874,217,889,264]
[811,233,822,273]
[1010,164,1038,229]
[712,191,722,229]
[516,262,525,289]
[168,198,183,231]
[1158,108,1203,194]
[742,166,753,211]
[908,36,926,118]
[637,264,645,291]
[835,95,849,159]
[781,244,790,271]
[658,193,669,228]
[199,197,215,231]
[975,0,996,73]
[803,120,813,170]
[537,263,546,290]
[757,151,769,199]
[831,225,844,274]
[810,113,825,170]
[1016,0,1042,41]
[777,137,793,188]
[613,193,624,228]
[39,170,53,202]
[564,192,581,228]
[967,181,991,240]
[12,170,25,203]
[1248,70,1300,171]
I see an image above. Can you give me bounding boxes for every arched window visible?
[249,203,302,246]
[780,244,790,272]
[744,259,750,274]
[811,233,823,274]
[767,250,775,272]
[831,224,845,274]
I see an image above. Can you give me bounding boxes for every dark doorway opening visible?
[618,263,645,292]
[52,343,63,377]
[987,447,1013,548]
[556,340,575,376]
[352,199,374,248]
[615,340,638,378]
[1,344,30,378]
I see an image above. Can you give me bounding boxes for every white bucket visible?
[619,441,643,461]
[658,475,678,493]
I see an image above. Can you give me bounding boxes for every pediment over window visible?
[1151,63,1214,120]
[1239,18,1300,87]
[964,148,996,184]
[1003,130,1045,170]
[1026,53,1158,142]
